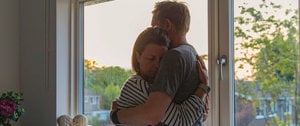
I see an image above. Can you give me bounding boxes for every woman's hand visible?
[196,55,208,86]
[110,100,118,121]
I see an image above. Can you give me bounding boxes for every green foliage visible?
[234,0,299,125]
[87,115,102,126]
[84,59,132,109]
[235,0,298,98]
[103,84,120,108]
[266,115,293,126]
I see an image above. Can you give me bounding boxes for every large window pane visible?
[234,0,300,125]
[83,0,208,125]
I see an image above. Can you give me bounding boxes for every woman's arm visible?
[160,91,206,125]
[111,76,207,125]
[111,76,154,125]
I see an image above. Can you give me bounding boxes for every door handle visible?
[217,55,227,80]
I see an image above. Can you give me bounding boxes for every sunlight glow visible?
[84,0,208,69]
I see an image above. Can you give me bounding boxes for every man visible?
[111,1,210,125]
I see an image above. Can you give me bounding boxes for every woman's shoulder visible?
[126,75,149,87]
[121,75,150,94]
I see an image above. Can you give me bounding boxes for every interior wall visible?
[0,0,70,125]
[0,0,20,93]
[19,0,57,125]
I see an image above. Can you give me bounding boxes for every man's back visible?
[150,44,200,103]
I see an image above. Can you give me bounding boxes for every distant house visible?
[84,89,101,113]
[84,89,110,123]
[235,81,295,126]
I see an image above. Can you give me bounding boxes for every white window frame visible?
[212,0,235,125]
[58,0,85,116]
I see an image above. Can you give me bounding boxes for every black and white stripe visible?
[117,75,205,125]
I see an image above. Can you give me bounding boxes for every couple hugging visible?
[110,1,210,126]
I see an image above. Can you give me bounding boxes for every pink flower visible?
[0,99,17,117]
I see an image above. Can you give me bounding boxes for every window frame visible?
[72,0,229,125]
[208,0,234,125]
[225,0,236,124]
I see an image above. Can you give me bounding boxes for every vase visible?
[0,120,11,126]
[0,123,11,126]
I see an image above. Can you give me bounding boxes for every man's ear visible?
[165,19,173,32]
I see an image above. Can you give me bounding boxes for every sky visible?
[83,0,298,76]
[84,0,208,69]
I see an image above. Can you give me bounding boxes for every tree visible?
[234,0,299,125]
[84,59,132,109]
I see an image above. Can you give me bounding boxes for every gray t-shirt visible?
[149,44,200,104]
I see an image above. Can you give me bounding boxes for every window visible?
[84,96,88,103]
[80,0,208,125]
[231,0,300,125]
[256,99,276,119]
[73,0,300,126]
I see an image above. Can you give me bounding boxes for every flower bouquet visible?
[0,91,25,126]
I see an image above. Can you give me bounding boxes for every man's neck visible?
[170,35,187,48]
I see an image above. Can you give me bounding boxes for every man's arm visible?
[116,92,172,125]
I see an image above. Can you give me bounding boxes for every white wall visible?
[0,0,20,92]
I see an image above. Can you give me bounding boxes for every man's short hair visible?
[152,1,190,34]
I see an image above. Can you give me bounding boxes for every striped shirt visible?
[117,75,205,126]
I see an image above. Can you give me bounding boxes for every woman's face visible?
[137,43,168,82]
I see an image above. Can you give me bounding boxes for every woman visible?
[111,27,206,125]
